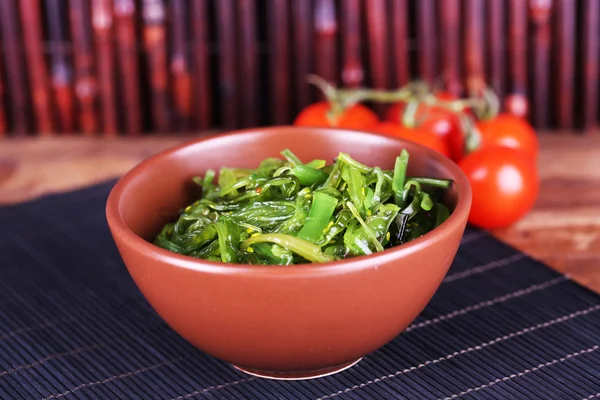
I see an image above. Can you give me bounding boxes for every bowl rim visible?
[106,126,472,275]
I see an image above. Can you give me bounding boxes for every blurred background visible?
[0,0,597,136]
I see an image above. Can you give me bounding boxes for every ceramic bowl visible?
[106,126,472,380]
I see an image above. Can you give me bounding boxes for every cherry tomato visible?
[370,122,450,157]
[458,147,539,229]
[386,97,464,162]
[293,101,379,130]
[476,113,539,159]
[504,94,529,119]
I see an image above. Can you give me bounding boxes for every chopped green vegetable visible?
[291,165,329,186]
[154,148,453,264]
[392,150,409,206]
[297,191,338,243]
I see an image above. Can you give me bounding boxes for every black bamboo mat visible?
[0,181,599,400]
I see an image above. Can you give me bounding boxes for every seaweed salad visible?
[154,149,453,265]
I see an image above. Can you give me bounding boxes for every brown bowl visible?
[106,126,471,380]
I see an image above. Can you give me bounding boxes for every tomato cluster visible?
[292,77,540,230]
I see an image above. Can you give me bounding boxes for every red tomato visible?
[476,113,539,159]
[386,98,464,162]
[432,91,456,102]
[293,101,379,129]
[459,147,539,229]
[371,122,451,157]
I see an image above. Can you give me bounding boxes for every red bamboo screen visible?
[142,0,169,132]
[20,0,54,134]
[440,0,462,96]
[239,0,258,127]
[46,0,76,133]
[0,0,598,136]
[70,0,99,134]
[92,0,118,135]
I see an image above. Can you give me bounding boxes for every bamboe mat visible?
[0,181,599,400]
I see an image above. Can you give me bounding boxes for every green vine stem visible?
[306,75,432,125]
[304,74,498,154]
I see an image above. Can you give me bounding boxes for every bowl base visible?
[232,358,362,381]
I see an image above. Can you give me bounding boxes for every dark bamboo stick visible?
[70,0,99,134]
[191,0,211,130]
[439,0,461,96]
[19,0,54,134]
[314,0,338,85]
[292,1,312,109]
[487,0,505,102]
[239,0,258,127]
[507,0,529,118]
[417,0,436,82]
[0,43,7,134]
[114,0,141,135]
[142,0,169,132]
[391,0,410,87]
[0,47,5,134]
[216,0,238,129]
[269,0,290,124]
[529,0,553,129]
[464,0,485,95]
[581,0,599,130]
[47,0,76,133]
[341,0,362,88]
[92,0,118,135]
[555,0,575,129]
[170,0,192,132]
[366,0,389,115]
[0,0,29,134]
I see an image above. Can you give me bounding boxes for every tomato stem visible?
[469,87,500,120]
[457,113,482,153]
[306,75,346,125]
[401,101,420,128]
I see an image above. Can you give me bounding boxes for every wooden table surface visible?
[1,132,599,293]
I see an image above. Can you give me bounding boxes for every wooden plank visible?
[216,0,239,129]
[19,0,54,134]
[314,0,338,85]
[292,0,313,110]
[239,0,259,127]
[114,0,142,135]
[142,0,169,132]
[341,0,362,88]
[92,0,118,135]
[581,0,599,130]
[269,0,290,124]
[391,0,409,87]
[170,0,192,132]
[70,0,100,134]
[439,0,461,96]
[191,0,211,130]
[555,0,576,129]
[46,0,76,133]
[529,0,553,129]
